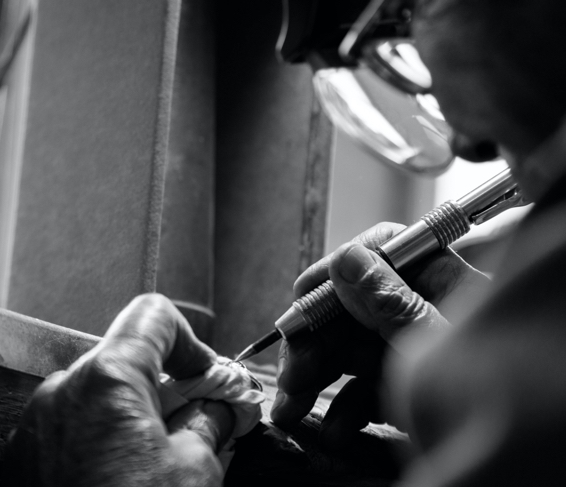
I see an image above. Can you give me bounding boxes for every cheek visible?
[415,29,495,139]
[413,16,547,159]
[498,147,524,180]
[498,147,517,168]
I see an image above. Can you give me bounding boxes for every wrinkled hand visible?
[4,294,235,487]
[271,222,489,451]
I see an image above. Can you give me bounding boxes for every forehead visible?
[413,0,493,28]
[412,0,492,52]
[409,0,565,157]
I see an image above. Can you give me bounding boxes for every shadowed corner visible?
[224,364,410,487]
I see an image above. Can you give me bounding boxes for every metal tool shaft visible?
[236,168,523,361]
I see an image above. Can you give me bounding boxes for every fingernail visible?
[338,245,378,284]
[276,356,287,381]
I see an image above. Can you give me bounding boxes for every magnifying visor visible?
[339,0,431,95]
[278,0,455,176]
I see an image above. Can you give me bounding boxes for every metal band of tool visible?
[374,245,396,271]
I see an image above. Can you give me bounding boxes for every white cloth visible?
[159,357,265,472]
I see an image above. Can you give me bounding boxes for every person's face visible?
[411,1,552,179]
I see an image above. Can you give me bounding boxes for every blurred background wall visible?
[0,0,529,370]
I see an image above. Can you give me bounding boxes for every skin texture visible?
[273,0,566,457]
[2,294,235,487]
[271,223,489,452]
[7,2,566,484]
[413,0,566,197]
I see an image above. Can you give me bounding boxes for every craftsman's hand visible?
[271,222,489,450]
[3,294,235,487]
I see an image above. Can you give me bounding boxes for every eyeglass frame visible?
[338,0,432,95]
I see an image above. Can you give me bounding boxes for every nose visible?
[449,132,499,162]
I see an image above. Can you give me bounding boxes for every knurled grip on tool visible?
[290,201,471,333]
[421,200,470,249]
[267,168,518,348]
[293,280,345,331]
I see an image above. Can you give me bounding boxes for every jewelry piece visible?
[226,359,263,392]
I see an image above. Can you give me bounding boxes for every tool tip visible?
[234,345,256,362]
[234,329,282,362]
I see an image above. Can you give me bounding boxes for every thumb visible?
[329,243,450,346]
[165,400,236,486]
[167,399,236,454]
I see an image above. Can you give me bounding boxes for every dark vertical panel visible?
[157,0,216,343]
[298,98,334,274]
[7,0,181,334]
[214,0,333,364]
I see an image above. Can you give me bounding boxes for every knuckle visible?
[28,370,69,410]
[345,255,430,327]
[40,370,69,393]
[131,292,172,312]
[417,253,468,301]
[353,222,404,248]
[365,272,427,324]
[125,293,181,335]
[58,351,145,413]
[72,349,133,394]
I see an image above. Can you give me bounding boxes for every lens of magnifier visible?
[362,38,432,95]
[313,66,453,175]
